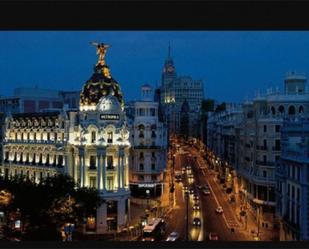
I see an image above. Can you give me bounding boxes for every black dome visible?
[80,64,124,108]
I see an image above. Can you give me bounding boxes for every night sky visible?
[1,31,309,103]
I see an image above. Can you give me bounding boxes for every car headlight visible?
[151,239,154,241]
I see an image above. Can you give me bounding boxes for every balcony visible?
[106,166,116,171]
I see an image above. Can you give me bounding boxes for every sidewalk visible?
[201,154,278,241]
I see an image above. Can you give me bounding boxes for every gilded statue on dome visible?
[91,42,111,66]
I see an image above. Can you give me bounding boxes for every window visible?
[91,131,96,143]
[151,164,155,170]
[152,152,155,158]
[107,176,114,191]
[89,176,96,188]
[263,139,267,149]
[275,139,281,151]
[150,108,155,116]
[139,152,144,159]
[151,130,156,138]
[139,163,144,171]
[138,175,144,181]
[107,132,113,143]
[288,106,296,115]
[139,108,145,116]
[278,105,285,114]
[90,156,96,169]
[58,155,63,166]
[264,125,267,132]
[275,125,280,133]
[107,156,113,169]
[299,106,304,113]
[151,175,157,181]
[263,155,267,164]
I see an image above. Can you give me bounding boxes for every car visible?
[202,189,211,195]
[208,232,219,241]
[193,194,200,201]
[203,183,209,189]
[188,187,195,195]
[192,217,201,226]
[215,206,223,214]
[196,185,202,190]
[188,174,194,179]
[166,232,180,242]
[193,203,200,210]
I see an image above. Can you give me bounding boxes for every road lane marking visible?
[204,173,231,230]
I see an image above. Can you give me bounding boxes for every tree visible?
[0,174,101,240]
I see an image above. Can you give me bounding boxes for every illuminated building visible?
[128,84,167,197]
[207,72,309,239]
[1,43,130,233]
[159,45,204,138]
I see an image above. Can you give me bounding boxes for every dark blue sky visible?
[1,31,309,103]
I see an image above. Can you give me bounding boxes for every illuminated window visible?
[89,177,96,188]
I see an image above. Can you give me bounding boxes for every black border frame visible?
[1,0,309,248]
[1,0,309,30]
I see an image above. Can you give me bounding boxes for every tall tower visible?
[161,43,176,86]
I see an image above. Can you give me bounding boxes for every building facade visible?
[128,84,167,198]
[1,43,131,233]
[159,46,204,138]
[207,72,309,240]
[277,117,309,240]
[0,87,79,114]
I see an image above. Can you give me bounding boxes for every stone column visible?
[125,155,129,188]
[118,149,121,189]
[102,153,106,191]
[79,147,85,187]
[117,198,126,231]
[97,154,101,190]
[121,154,125,189]
[96,201,107,234]
[82,154,86,187]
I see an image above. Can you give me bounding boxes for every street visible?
[163,141,251,241]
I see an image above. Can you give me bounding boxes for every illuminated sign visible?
[100,114,119,120]
[138,184,156,188]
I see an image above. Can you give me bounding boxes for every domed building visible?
[66,44,131,233]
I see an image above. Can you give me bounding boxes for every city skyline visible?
[1,31,309,103]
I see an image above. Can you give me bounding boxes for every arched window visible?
[151,130,156,138]
[91,131,96,143]
[271,106,276,115]
[46,154,50,165]
[299,105,304,113]
[107,132,113,143]
[278,105,285,114]
[288,106,296,115]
